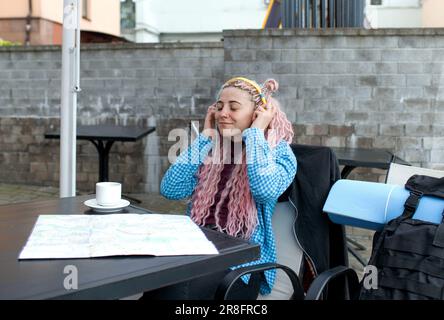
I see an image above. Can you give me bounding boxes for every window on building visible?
[121,0,136,30]
[382,0,420,7]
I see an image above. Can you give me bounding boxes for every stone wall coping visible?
[0,41,223,53]
[3,28,444,53]
[223,28,444,37]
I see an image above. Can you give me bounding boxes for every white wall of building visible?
[132,0,269,43]
[365,0,422,28]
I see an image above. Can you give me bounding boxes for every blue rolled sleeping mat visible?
[323,180,444,231]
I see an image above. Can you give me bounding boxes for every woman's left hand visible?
[251,103,276,131]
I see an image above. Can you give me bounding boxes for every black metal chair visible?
[215,144,360,300]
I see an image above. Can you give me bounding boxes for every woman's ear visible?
[251,110,257,123]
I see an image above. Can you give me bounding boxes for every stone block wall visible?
[0,42,224,192]
[1,29,444,192]
[223,28,444,181]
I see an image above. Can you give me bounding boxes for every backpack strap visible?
[367,189,424,269]
[367,189,423,260]
[402,189,424,219]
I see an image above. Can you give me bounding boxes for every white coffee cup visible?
[96,182,121,207]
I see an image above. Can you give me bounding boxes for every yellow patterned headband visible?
[224,77,267,105]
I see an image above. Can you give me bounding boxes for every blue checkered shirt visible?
[160,127,297,295]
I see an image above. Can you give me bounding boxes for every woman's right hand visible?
[202,104,217,139]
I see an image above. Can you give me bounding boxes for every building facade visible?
[365,0,444,29]
[121,0,270,43]
[0,0,122,45]
[122,0,444,43]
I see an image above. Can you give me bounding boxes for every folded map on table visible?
[18,214,219,260]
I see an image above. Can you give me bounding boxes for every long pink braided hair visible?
[190,78,294,239]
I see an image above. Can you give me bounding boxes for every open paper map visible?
[18,214,219,259]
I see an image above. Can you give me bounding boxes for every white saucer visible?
[84,198,130,213]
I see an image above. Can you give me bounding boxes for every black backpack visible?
[360,175,444,300]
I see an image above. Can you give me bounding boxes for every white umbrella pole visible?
[60,0,81,198]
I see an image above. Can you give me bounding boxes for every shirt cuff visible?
[242,127,266,143]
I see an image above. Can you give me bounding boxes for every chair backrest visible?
[219,144,350,300]
[257,201,304,300]
[386,163,444,186]
[270,144,347,299]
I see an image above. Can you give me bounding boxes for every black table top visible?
[0,196,260,300]
[45,125,156,142]
[332,147,410,169]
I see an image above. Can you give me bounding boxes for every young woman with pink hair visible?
[142,77,297,300]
